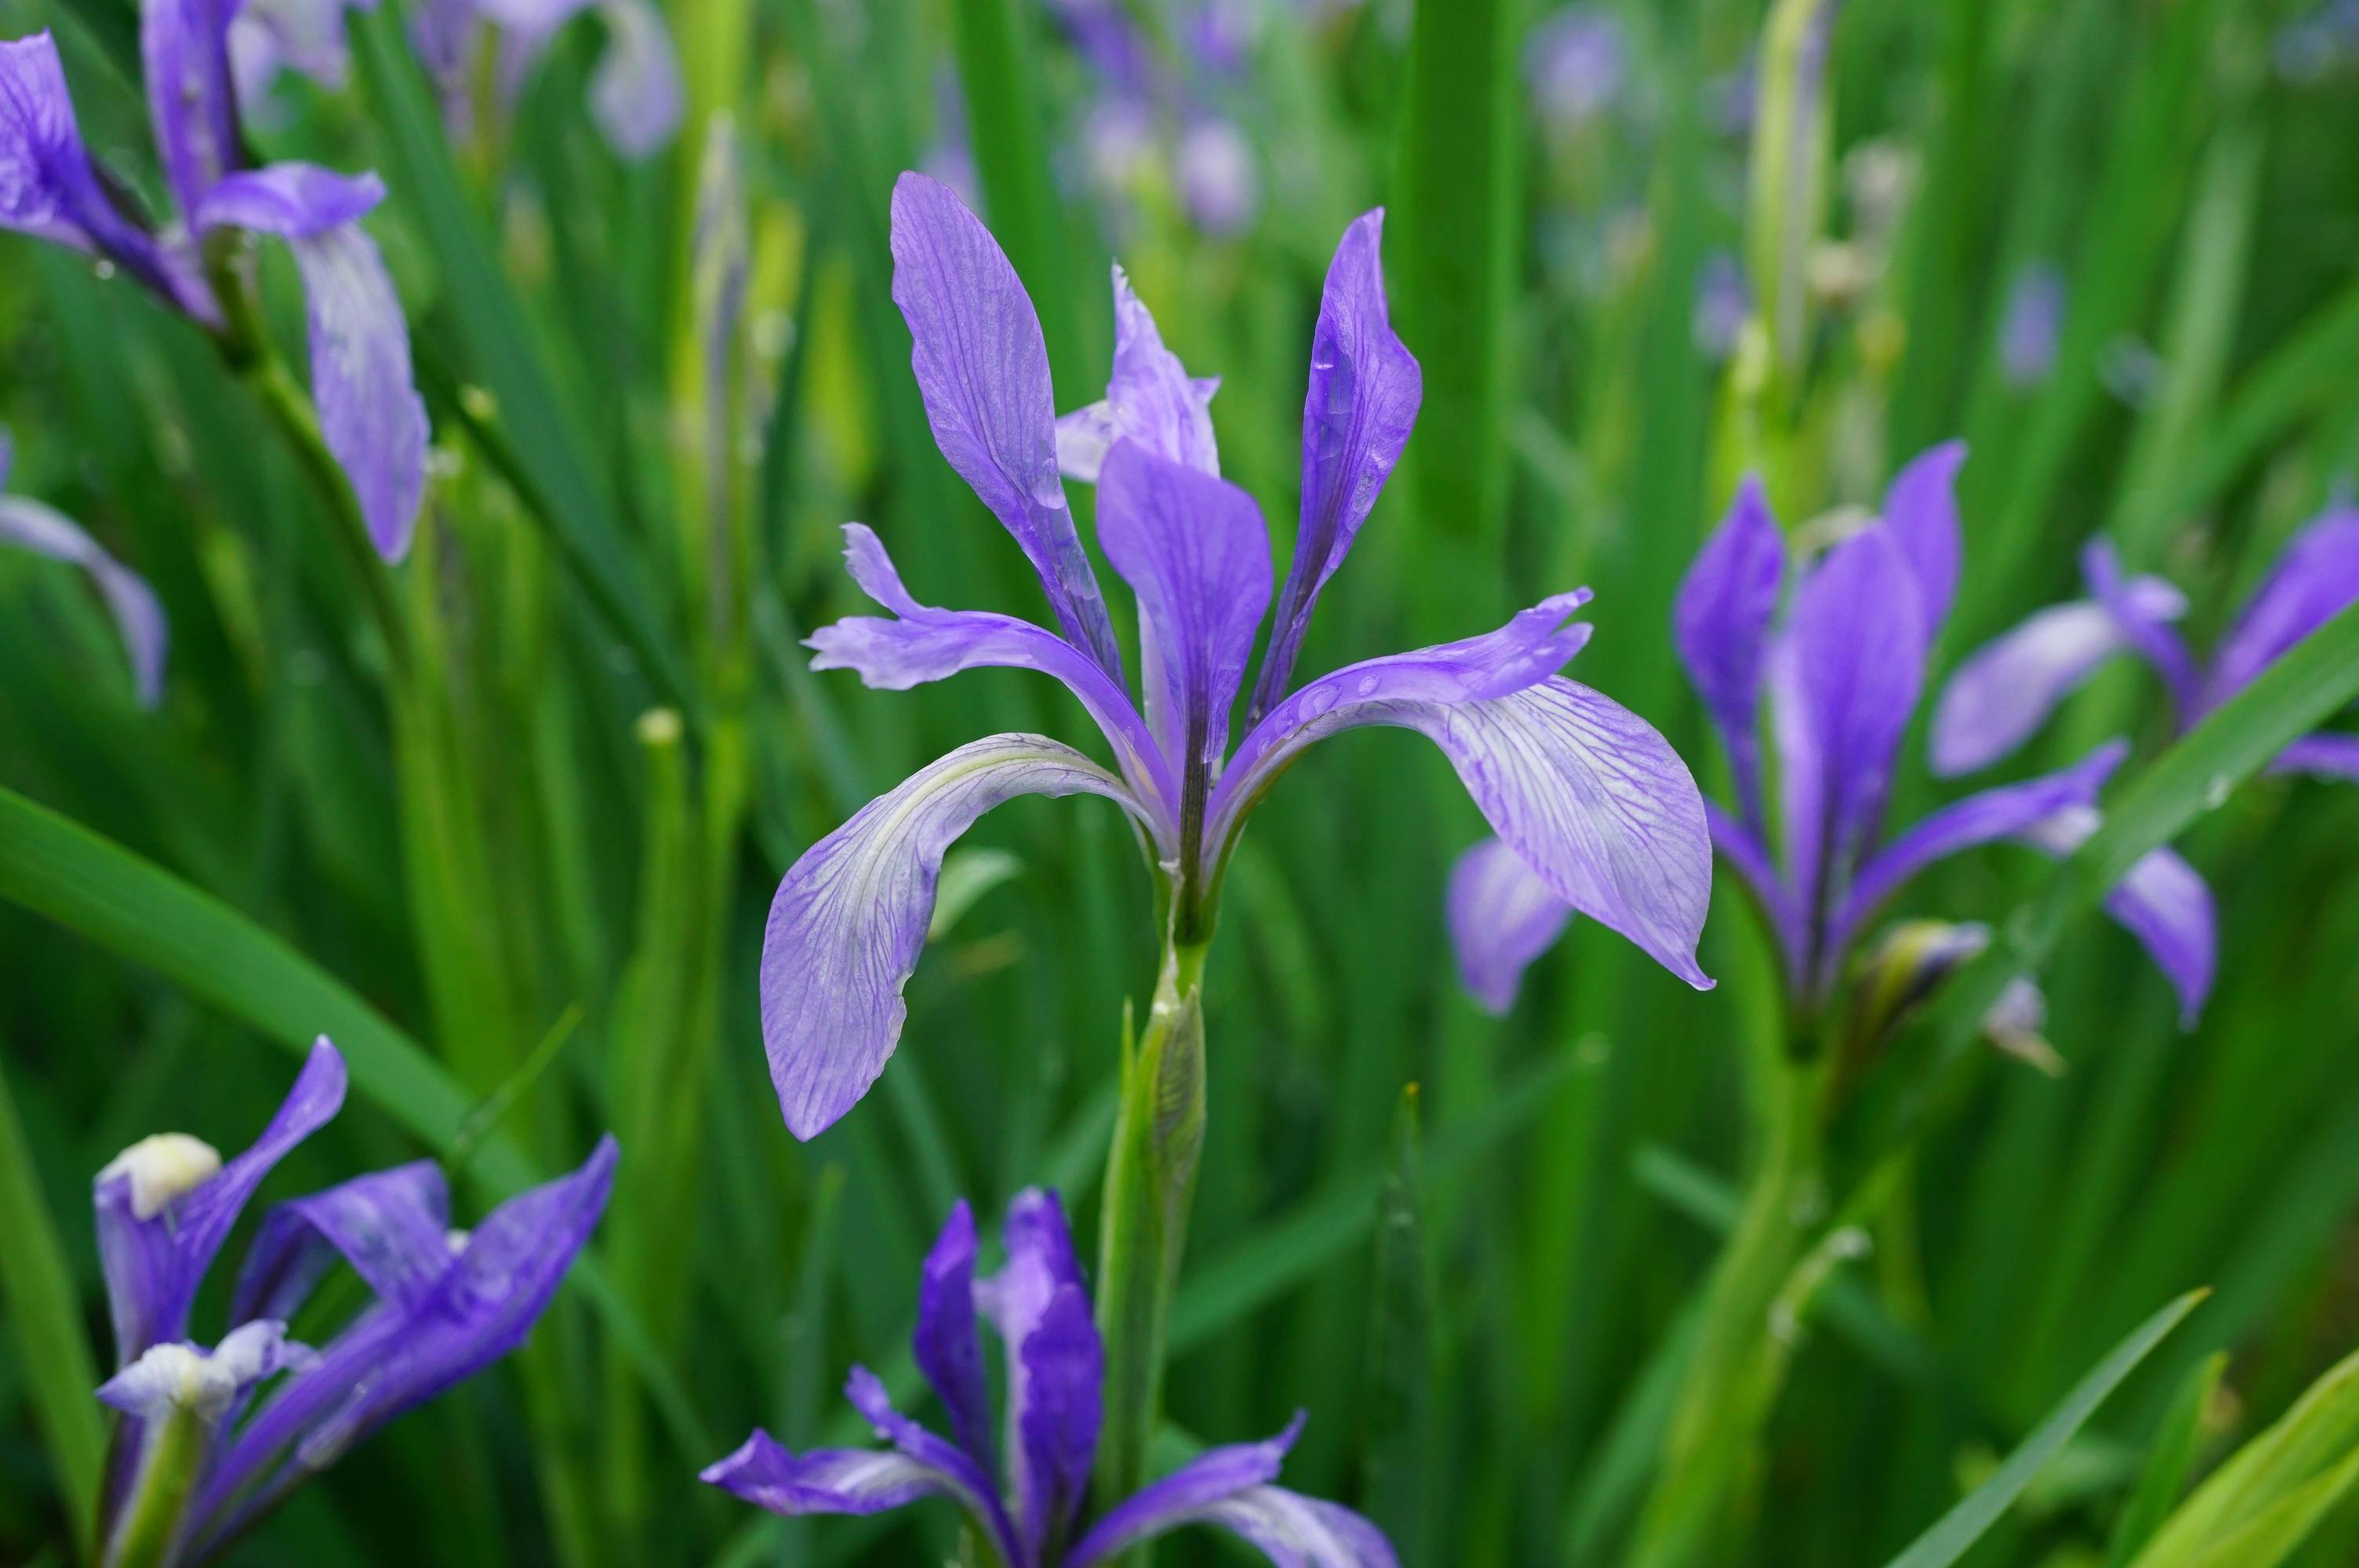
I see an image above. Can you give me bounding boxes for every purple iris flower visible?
[0,429,167,706]
[1934,507,2359,786]
[1448,446,2216,1025]
[89,1039,615,1565]
[1525,6,1625,132]
[232,0,683,162]
[2,19,427,561]
[704,1191,1397,1567]
[1997,261,2065,389]
[758,173,1713,1139]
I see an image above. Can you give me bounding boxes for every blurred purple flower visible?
[1525,7,1624,131]
[1176,117,1259,236]
[758,174,1713,1139]
[1997,261,2065,388]
[1450,448,2216,1024]
[705,1192,1398,1566]
[0,430,167,706]
[2275,0,2359,82]
[1935,507,2359,787]
[90,1040,614,1566]
[1693,249,1750,361]
[1,23,426,560]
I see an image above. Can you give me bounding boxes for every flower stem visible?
[1092,935,1210,1548]
[100,1405,209,1568]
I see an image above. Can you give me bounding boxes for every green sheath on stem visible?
[102,1403,209,1568]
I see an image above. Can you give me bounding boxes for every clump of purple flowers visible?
[758,172,1713,1139]
[1449,445,2215,1031]
[89,1040,614,1566]
[704,1190,1395,1567]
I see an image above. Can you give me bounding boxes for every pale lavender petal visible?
[1770,524,1926,942]
[2081,540,2201,721]
[842,1366,1024,1563]
[98,1321,314,1425]
[1445,837,1575,1015]
[1881,441,1966,641]
[701,1429,951,1517]
[1176,118,1259,237]
[2019,807,2214,1026]
[914,1200,994,1472]
[1247,209,1422,720]
[1704,800,1801,982]
[142,0,244,218]
[889,172,1123,676]
[1218,671,1712,989]
[1673,475,1782,817]
[1063,1414,1300,1566]
[228,0,361,110]
[1825,742,2128,969]
[2272,731,2359,782]
[587,0,682,159]
[2202,505,2359,711]
[760,737,1150,1139]
[806,524,1175,824]
[96,1040,347,1364]
[0,493,169,706]
[1190,1487,1401,1568]
[1096,441,1270,781]
[229,1161,453,1326]
[192,162,382,236]
[1929,601,2134,776]
[290,221,430,561]
[1057,265,1219,483]
[1014,1283,1100,1553]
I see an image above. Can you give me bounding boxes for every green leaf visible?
[1879,1290,2208,1568]
[2106,1352,2227,1568]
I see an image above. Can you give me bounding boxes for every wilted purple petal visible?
[914,1200,994,1473]
[842,1366,1024,1563]
[98,1321,314,1425]
[2202,505,2359,712]
[289,223,430,561]
[1056,265,1219,483]
[888,172,1123,677]
[0,485,169,706]
[1248,209,1422,720]
[1825,742,2128,969]
[807,524,1174,822]
[2272,731,2359,782]
[1445,837,1575,1015]
[587,0,682,158]
[760,736,1150,1140]
[1064,1414,1300,1566]
[96,1040,347,1365]
[1096,441,1270,782]
[1998,263,2065,388]
[2019,806,2214,1026]
[1674,475,1783,818]
[1930,601,2141,776]
[229,1161,453,1327]
[142,0,244,219]
[2081,539,2202,721]
[1770,525,1926,943]
[1881,441,1966,641]
[1176,118,1259,237]
[700,1429,957,1518]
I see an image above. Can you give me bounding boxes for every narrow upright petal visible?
[2081,540,2202,721]
[2018,806,2214,1025]
[1063,1415,1300,1566]
[1445,837,1575,1015]
[1673,475,1783,817]
[96,1040,347,1364]
[760,737,1150,1139]
[228,1161,453,1326]
[587,0,683,159]
[1249,209,1422,720]
[1930,601,2140,776]
[976,1188,1096,1552]
[1056,266,1219,483]
[1881,441,1966,641]
[914,1201,995,1472]
[143,0,245,217]
[888,172,1123,677]
[2201,505,2359,711]
[1095,441,1271,780]
[1703,800,1801,979]
[0,483,169,706]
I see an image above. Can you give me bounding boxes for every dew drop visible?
[2203,774,2231,810]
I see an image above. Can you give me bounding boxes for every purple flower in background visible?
[1693,249,1750,361]
[1997,261,2065,388]
[1449,446,2215,1025]
[1176,117,1260,237]
[0,430,167,706]
[704,1192,1398,1567]
[0,22,427,560]
[758,173,1713,1139]
[1525,6,1624,131]
[89,1040,614,1566]
[1935,507,2359,786]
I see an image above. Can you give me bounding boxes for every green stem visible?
[1093,937,1210,1548]
[102,1404,209,1568]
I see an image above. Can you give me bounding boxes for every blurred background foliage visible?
[3,0,2359,1563]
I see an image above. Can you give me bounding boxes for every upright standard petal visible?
[1929,601,2139,776]
[1445,837,1575,1015]
[1673,475,1783,817]
[228,1161,453,1326]
[587,0,683,159]
[1248,209,1422,720]
[1770,524,1926,946]
[0,489,169,706]
[976,1188,1096,1552]
[1880,441,1966,641]
[760,737,1150,1139]
[2081,540,2202,721]
[888,172,1123,677]
[1056,265,1220,483]
[1096,441,1271,782]
[96,1040,347,1364]
[143,0,245,218]
[1064,1415,1300,1566]
[2202,505,2359,711]
[2018,806,2215,1026]
[914,1201,995,1472]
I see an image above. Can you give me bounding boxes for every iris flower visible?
[0,16,427,560]
[1932,505,2359,784]
[91,1040,615,1566]
[1448,447,2215,1027]
[704,1190,1396,1567]
[758,172,1713,1139]
[0,429,167,706]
